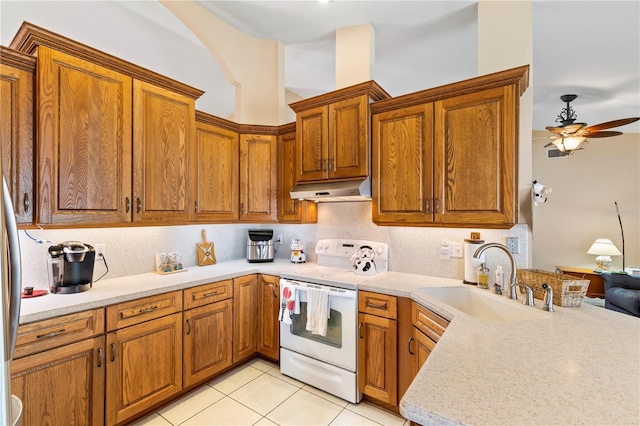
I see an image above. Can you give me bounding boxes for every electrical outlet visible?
[276,234,283,244]
[95,244,106,258]
[450,242,463,258]
[506,237,519,254]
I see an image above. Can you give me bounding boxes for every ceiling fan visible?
[541,94,639,155]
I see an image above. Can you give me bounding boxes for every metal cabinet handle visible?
[186,319,191,335]
[36,329,66,339]
[435,198,440,214]
[110,343,116,362]
[425,199,430,214]
[359,323,364,339]
[293,201,297,214]
[136,197,142,213]
[408,337,415,355]
[241,203,244,214]
[125,197,131,213]
[271,284,278,298]
[367,301,388,310]
[194,201,198,213]
[98,348,104,367]
[138,305,158,314]
[328,158,334,172]
[321,159,326,172]
[23,193,30,212]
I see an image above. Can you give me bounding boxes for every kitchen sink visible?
[418,286,548,322]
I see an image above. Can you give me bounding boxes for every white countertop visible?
[19,260,640,425]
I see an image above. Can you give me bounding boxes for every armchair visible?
[602,272,640,317]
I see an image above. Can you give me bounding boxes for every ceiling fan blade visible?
[582,130,623,138]
[543,142,555,148]
[584,117,640,132]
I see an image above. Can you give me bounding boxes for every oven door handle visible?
[280,281,357,299]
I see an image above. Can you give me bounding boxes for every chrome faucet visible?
[473,242,534,305]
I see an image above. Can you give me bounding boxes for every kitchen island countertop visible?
[19,260,640,425]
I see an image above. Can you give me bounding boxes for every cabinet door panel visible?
[37,46,132,224]
[372,103,434,224]
[133,80,193,223]
[233,275,258,362]
[239,134,277,222]
[106,314,182,425]
[434,85,517,225]
[192,121,239,222]
[1,57,34,224]
[11,336,105,426]
[357,313,397,405]
[296,105,328,182]
[184,299,232,387]
[258,274,280,360]
[329,95,368,179]
[278,129,317,223]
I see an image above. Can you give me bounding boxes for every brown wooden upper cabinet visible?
[290,81,390,183]
[0,47,35,225]
[35,46,133,225]
[10,23,203,226]
[371,65,529,228]
[239,133,278,222]
[192,112,240,222]
[278,123,317,223]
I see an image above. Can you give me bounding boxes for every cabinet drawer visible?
[184,279,233,310]
[412,302,449,343]
[14,309,105,359]
[107,291,182,330]
[358,291,397,319]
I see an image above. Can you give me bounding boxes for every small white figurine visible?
[290,239,306,263]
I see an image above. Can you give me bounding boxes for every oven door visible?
[279,279,357,371]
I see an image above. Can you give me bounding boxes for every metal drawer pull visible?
[98,348,103,367]
[186,319,191,335]
[138,305,158,314]
[36,329,66,339]
[367,301,388,310]
[408,337,415,355]
[203,291,220,298]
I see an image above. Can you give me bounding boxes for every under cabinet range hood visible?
[290,178,371,202]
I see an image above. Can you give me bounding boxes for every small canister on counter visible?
[477,263,490,289]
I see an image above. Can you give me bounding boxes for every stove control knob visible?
[323,243,330,251]
[316,242,323,252]
[375,246,385,256]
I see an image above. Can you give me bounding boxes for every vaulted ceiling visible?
[196,0,640,133]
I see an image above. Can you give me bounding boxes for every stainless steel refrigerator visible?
[1,175,23,425]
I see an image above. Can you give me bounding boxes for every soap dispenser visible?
[477,263,489,289]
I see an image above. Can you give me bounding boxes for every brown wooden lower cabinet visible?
[358,291,398,406]
[183,299,233,388]
[106,313,183,425]
[233,274,258,363]
[11,336,106,426]
[258,274,280,360]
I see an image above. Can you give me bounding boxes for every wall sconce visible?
[587,238,622,271]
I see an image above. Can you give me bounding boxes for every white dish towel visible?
[305,287,330,336]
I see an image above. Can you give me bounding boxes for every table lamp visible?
[587,238,622,271]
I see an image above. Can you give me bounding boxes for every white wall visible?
[532,131,640,271]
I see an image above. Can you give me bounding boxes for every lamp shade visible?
[587,238,622,256]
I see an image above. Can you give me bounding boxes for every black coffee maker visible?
[47,241,96,294]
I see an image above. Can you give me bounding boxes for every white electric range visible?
[279,239,389,403]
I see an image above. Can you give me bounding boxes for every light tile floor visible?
[131,358,409,426]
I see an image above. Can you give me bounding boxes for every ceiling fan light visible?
[553,136,587,153]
